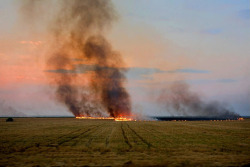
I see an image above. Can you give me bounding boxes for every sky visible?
[0,0,249,116]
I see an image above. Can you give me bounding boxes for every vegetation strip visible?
[105,126,114,148]
[1,118,249,166]
[55,123,106,146]
[120,122,132,149]
[126,123,153,149]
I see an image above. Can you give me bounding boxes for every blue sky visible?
[0,0,249,116]
[110,0,250,116]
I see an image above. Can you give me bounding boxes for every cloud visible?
[127,67,210,80]
[238,9,250,20]
[170,68,210,74]
[46,65,164,80]
[126,67,165,80]
[46,69,76,74]
[20,40,43,46]
[216,79,237,83]
[201,28,223,35]
[186,78,237,85]
[46,64,210,80]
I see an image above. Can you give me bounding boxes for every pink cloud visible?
[19,40,43,46]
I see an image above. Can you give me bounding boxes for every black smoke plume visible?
[21,0,131,117]
[158,81,239,119]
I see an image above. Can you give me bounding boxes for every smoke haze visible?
[20,0,131,118]
[17,1,245,118]
[157,81,239,119]
[0,100,26,117]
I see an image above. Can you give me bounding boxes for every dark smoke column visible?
[84,36,131,117]
[21,0,131,117]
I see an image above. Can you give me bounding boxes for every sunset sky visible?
[0,0,249,116]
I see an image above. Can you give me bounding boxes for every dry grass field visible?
[0,118,249,166]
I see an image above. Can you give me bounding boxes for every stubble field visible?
[0,118,249,166]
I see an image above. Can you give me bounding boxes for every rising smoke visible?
[21,0,131,117]
[157,81,239,119]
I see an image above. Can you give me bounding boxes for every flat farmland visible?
[0,118,249,166]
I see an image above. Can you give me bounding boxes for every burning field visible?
[20,0,132,119]
[17,0,243,122]
[76,116,134,121]
[1,118,250,166]
[0,0,249,166]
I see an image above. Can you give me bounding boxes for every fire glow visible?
[238,117,244,121]
[76,116,134,121]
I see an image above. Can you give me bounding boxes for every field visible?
[0,118,249,166]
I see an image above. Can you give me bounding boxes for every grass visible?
[0,118,249,166]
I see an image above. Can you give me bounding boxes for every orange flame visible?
[76,116,114,120]
[75,116,135,121]
[114,117,134,121]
